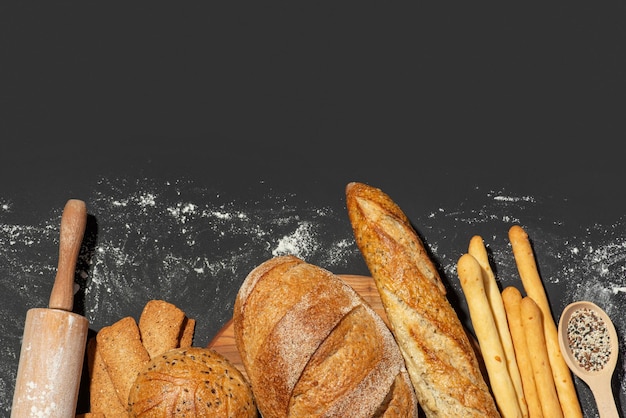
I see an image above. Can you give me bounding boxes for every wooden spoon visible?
[558,301,620,418]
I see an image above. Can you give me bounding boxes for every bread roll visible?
[128,346,257,417]
[345,181,501,418]
[233,255,418,418]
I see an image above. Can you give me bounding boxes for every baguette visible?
[346,182,500,418]
[233,255,418,418]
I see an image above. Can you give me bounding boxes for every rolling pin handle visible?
[48,199,87,311]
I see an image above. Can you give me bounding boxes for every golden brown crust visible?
[138,299,187,359]
[128,347,257,417]
[87,337,129,416]
[233,255,418,418]
[346,182,500,418]
[96,316,151,408]
[178,317,195,348]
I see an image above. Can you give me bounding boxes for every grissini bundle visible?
[467,236,528,417]
[346,182,500,418]
[501,286,544,418]
[233,255,418,418]
[457,253,522,418]
[520,296,564,418]
[508,225,582,418]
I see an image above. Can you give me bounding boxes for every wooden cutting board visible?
[206,274,387,378]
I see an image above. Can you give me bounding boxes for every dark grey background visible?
[2,2,625,416]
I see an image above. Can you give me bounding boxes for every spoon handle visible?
[591,378,619,418]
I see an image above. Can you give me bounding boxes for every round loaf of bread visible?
[128,346,257,417]
[233,255,418,417]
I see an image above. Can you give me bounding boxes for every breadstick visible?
[520,296,563,418]
[508,225,582,418]
[469,236,528,418]
[457,253,523,418]
[502,286,544,418]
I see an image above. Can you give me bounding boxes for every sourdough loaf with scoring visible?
[345,182,501,418]
[233,255,418,418]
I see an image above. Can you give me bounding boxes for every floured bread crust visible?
[345,182,501,418]
[233,255,418,418]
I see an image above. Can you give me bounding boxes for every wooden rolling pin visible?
[11,199,89,418]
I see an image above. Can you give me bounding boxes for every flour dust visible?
[1,181,625,416]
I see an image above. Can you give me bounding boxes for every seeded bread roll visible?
[233,255,418,418]
[345,182,501,418]
[128,347,257,417]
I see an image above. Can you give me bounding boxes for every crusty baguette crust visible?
[233,255,419,418]
[345,182,500,418]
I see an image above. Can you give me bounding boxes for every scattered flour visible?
[1,182,624,416]
[414,188,626,414]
